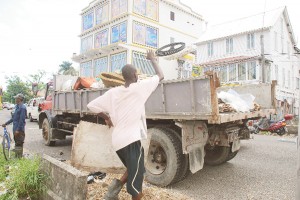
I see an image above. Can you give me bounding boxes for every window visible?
[296,78,300,89]
[110,52,127,72]
[226,38,233,54]
[218,66,228,82]
[132,21,158,48]
[247,33,255,49]
[228,64,236,81]
[274,32,278,51]
[81,36,93,53]
[111,22,127,43]
[248,61,256,80]
[82,12,94,31]
[95,4,109,25]
[94,57,108,76]
[132,51,155,75]
[170,11,175,21]
[111,0,128,19]
[94,29,108,48]
[80,61,93,77]
[238,63,246,81]
[281,37,284,54]
[275,65,279,80]
[207,42,213,56]
[133,0,159,21]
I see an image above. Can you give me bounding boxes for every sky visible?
[0,0,299,89]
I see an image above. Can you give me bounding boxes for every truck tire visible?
[29,114,34,122]
[204,145,230,166]
[42,118,56,146]
[159,126,189,182]
[226,143,239,162]
[145,128,184,187]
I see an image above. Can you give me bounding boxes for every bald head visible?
[122,64,137,83]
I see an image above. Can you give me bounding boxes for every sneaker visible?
[104,179,122,200]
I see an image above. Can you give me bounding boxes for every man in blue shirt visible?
[2,94,27,158]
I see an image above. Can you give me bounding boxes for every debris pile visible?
[86,174,191,200]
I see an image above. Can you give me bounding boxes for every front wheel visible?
[276,127,286,136]
[42,118,56,146]
[205,145,230,166]
[145,128,185,187]
[2,136,13,161]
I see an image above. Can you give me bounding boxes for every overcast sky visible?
[0,0,299,89]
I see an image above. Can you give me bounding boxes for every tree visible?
[27,70,47,96]
[58,61,78,76]
[3,76,33,103]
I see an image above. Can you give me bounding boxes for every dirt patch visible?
[86,174,192,200]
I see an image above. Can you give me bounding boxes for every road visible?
[0,109,297,199]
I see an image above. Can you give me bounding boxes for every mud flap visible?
[231,138,240,152]
[180,121,208,174]
[187,144,205,174]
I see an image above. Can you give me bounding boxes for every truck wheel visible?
[226,143,239,162]
[29,114,34,122]
[205,145,230,166]
[145,128,184,187]
[159,126,189,182]
[42,118,56,146]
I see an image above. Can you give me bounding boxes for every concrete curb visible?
[40,154,88,200]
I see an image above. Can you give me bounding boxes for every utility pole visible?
[260,34,266,83]
[297,70,300,199]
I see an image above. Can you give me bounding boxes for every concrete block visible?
[40,154,87,200]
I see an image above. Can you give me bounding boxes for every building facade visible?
[72,0,205,80]
[195,7,300,117]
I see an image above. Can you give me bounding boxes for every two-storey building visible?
[72,0,205,80]
[195,7,300,117]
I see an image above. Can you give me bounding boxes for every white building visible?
[72,0,205,80]
[195,7,300,117]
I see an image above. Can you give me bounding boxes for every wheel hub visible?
[147,142,167,175]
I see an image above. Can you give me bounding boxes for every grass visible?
[0,148,48,200]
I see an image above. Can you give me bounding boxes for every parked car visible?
[7,104,15,110]
[27,97,44,122]
[2,102,10,109]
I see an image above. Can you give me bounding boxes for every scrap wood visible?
[218,103,236,113]
[86,174,192,200]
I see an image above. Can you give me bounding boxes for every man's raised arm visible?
[146,50,164,81]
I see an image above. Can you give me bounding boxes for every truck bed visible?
[52,75,276,124]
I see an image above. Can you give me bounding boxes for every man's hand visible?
[146,50,156,61]
[105,119,114,129]
[1,124,6,128]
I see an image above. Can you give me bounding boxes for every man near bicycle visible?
[87,50,164,200]
[2,93,27,158]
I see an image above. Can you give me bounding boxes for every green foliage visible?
[27,70,47,92]
[58,61,78,76]
[0,154,48,200]
[2,76,33,103]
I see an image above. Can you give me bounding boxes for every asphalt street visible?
[0,109,297,199]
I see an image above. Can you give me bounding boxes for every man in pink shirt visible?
[87,50,164,200]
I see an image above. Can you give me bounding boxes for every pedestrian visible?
[2,94,27,158]
[87,50,164,200]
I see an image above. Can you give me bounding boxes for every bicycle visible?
[2,127,14,160]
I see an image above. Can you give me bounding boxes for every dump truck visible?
[38,73,276,187]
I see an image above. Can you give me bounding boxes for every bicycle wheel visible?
[2,136,12,161]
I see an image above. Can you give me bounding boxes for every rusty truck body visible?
[38,74,276,186]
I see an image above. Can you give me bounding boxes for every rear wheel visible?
[42,118,56,146]
[145,128,185,187]
[29,114,34,122]
[205,145,230,166]
[159,126,189,182]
